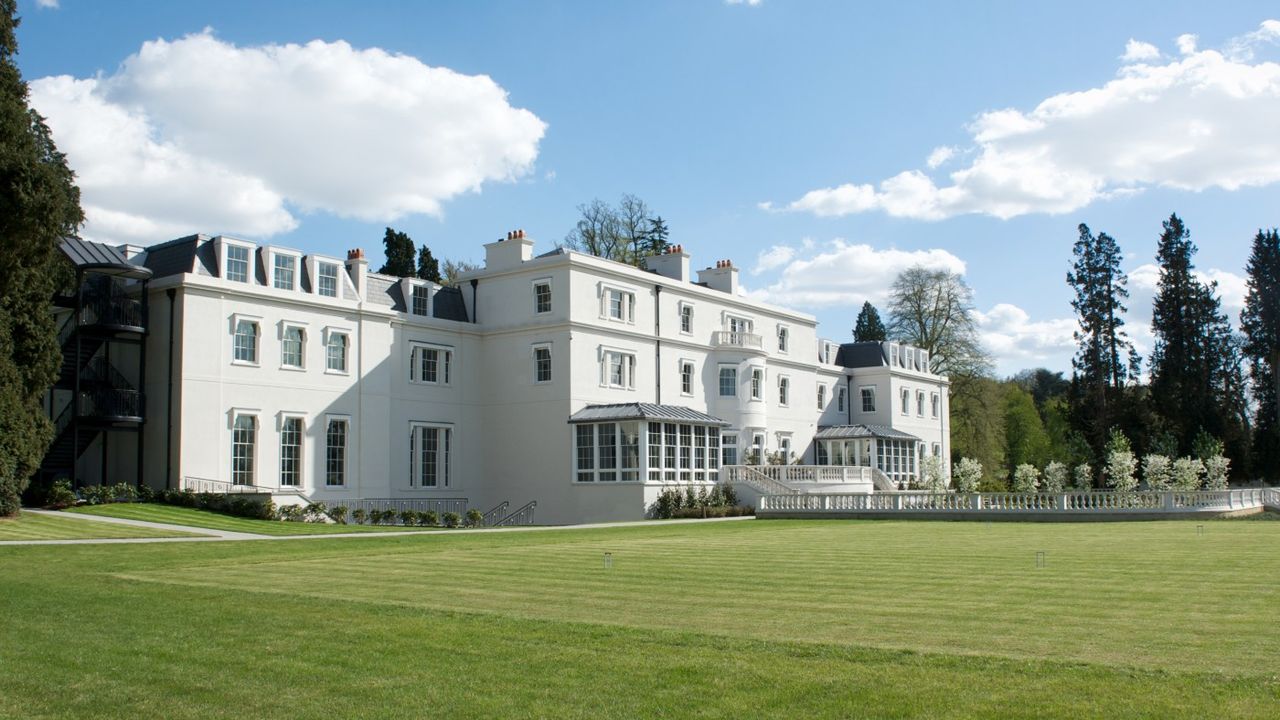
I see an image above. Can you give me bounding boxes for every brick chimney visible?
[696,259,739,295]
[643,243,690,282]
[484,228,534,271]
[345,247,367,298]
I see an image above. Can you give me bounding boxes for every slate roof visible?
[432,286,469,322]
[568,403,729,426]
[59,238,152,279]
[814,424,921,441]
[140,235,214,278]
[834,342,887,369]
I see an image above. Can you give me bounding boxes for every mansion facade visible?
[45,231,950,524]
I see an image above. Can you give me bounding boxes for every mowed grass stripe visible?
[66,503,441,535]
[0,511,200,540]
[120,519,1280,674]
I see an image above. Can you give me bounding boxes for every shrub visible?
[695,486,709,507]
[920,456,946,493]
[684,486,697,509]
[1012,464,1040,493]
[277,504,305,522]
[721,483,739,507]
[46,479,77,509]
[329,505,349,524]
[351,508,368,525]
[953,458,983,494]
[1073,463,1093,490]
[442,511,461,528]
[1203,456,1230,490]
[1042,461,1068,493]
[465,508,484,527]
[1143,455,1173,490]
[399,510,420,527]
[1172,457,1206,491]
[652,489,675,519]
[1192,431,1224,461]
[421,510,440,527]
[303,502,328,523]
[707,484,724,507]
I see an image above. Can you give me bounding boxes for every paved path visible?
[0,509,753,547]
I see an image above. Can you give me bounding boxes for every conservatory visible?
[568,403,729,484]
[814,424,922,487]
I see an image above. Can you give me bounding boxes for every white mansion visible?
[48,231,950,524]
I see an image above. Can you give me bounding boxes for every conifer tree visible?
[378,227,415,277]
[853,301,887,342]
[1241,228,1280,478]
[644,216,670,256]
[0,0,84,515]
[416,244,441,283]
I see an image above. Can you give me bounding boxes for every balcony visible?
[77,388,145,423]
[712,330,763,350]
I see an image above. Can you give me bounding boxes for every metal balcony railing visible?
[77,388,144,421]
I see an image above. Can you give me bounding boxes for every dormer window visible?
[412,285,430,316]
[272,254,296,290]
[317,262,339,298]
[226,245,250,283]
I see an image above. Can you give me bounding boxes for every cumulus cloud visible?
[772,20,1280,221]
[925,145,955,169]
[29,30,547,244]
[1121,39,1161,63]
[1127,263,1247,318]
[747,240,966,308]
[973,304,1079,371]
[36,0,59,8]
[751,245,796,275]
[1176,33,1199,55]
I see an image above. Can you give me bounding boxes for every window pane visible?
[231,415,256,485]
[273,255,295,290]
[535,282,551,313]
[234,321,258,363]
[412,286,430,316]
[326,419,347,486]
[535,347,551,382]
[576,424,595,482]
[327,333,347,372]
[280,417,302,487]
[226,245,249,283]
[318,263,339,297]
[719,367,736,396]
[282,326,304,367]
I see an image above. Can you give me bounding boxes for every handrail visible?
[722,465,798,495]
[181,476,273,494]
[494,500,537,527]
[481,501,510,527]
[77,388,144,420]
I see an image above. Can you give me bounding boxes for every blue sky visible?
[15,1,1280,375]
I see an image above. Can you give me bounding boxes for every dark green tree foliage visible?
[416,244,441,283]
[0,1,84,515]
[1241,229,1280,479]
[1147,214,1250,472]
[853,301,887,342]
[1003,385,1051,474]
[1066,224,1138,463]
[378,227,415,277]
[645,216,670,256]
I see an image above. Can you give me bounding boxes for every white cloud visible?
[773,20,1280,221]
[1177,33,1199,55]
[973,303,1079,371]
[35,0,58,8]
[746,239,966,308]
[1226,19,1280,61]
[29,30,547,244]
[926,145,955,168]
[1121,39,1161,63]
[1127,262,1247,318]
[751,244,796,275]
[725,0,763,5]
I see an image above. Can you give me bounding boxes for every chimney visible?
[696,259,739,295]
[484,228,535,271]
[345,247,367,298]
[643,243,690,282]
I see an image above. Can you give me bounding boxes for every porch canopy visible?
[568,403,729,484]
[815,424,922,487]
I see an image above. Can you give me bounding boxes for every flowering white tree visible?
[953,457,982,493]
[1042,461,1068,492]
[920,455,947,493]
[1143,455,1173,490]
[1203,456,1230,491]
[1172,457,1206,491]
[1012,464,1040,493]
[1105,451,1138,492]
[1072,463,1093,490]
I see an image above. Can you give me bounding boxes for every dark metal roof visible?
[815,424,921,441]
[141,235,200,278]
[432,286,469,322]
[568,403,729,426]
[59,238,152,279]
[835,342,886,369]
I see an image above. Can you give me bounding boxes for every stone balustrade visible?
[759,488,1278,517]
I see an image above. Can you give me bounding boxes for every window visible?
[777,326,789,353]
[411,285,430,316]
[837,386,847,413]
[575,421,640,482]
[861,386,876,413]
[752,433,765,464]
[931,393,940,418]
[410,424,452,488]
[233,319,258,364]
[727,315,752,335]
[226,245,250,283]
[317,262,339,298]
[679,303,693,334]
[901,388,910,415]
[231,413,256,485]
[325,418,347,486]
[722,433,738,466]
[534,280,552,314]
[817,385,826,410]
[410,344,453,385]
[718,366,737,397]
[917,391,926,417]
[534,344,552,383]
[576,425,594,483]
[326,331,348,373]
[779,436,792,463]
[679,424,692,482]
[680,361,694,395]
[273,254,296,290]
[778,376,790,406]
[603,287,635,323]
[600,349,635,389]
[281,325,305,369]
[750,368,764,401]
[280,417,303,487]
[933,442,942,457]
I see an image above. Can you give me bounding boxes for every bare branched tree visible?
[562,195,660,267]
[887,266,991,379]
[440,258,481,287]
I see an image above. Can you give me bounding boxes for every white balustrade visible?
[757,488,1277,516]
[712,331,763,350]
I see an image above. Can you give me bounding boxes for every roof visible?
[568,403,729,426]
[432,286,469,322]
[140,235,217,278]
[835,342,886,369]
[815,424,921,441]
[59,238,152,280]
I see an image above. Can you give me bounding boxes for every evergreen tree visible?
[853,301,887,342]
[1241,228,1280,479]
[1065,223,1137,463]
[1148,214,1249,472]
[644,216,670,256]
[0,1,85,516]
[378,227,415,277]
[416,244,441,283]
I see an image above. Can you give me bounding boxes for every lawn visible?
[2,520,1278,718]
[66,503,446,536]
[0,511,202,541]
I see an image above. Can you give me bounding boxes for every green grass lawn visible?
[66,503,446,535]
[2,520,1278,718]
[0,511,202,541]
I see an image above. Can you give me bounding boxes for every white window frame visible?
[723,312,753,335]
[222,240,254,284]
[410,283,432,317]
[599,346,636,390]
[409,422,453,488]
[324,415,350,487]
[599,284,636,324]
[311,257,343,299]
[279,321,307,370]
[837,386,847,413]
[777,325,789,354]
[931,392,940,418]
[678,302,694,335]
[817,384,826,410]
[860,385,876,413]
[917,390,926,417]
[750,368,764,401]
[718,365,737,397]
[901,388,911,416]
[533,278,553,315]
[575,421,642,483]
[721,432,739,467]
[679,359,695,396]
[230,313,262,367]
[533,342,552,384]
[278,413,305,489]
[409,342,454,386]
[270,249,300,291]
[778,374,790,407]
[229,409,259,486]
[323,327,350,375]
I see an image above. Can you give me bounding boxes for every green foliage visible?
[1203,456,1230,491]
[1142,455,1173,491]
[277,505,305,522]
[303,502,328,523]
[721,483,739,507]
[0,3,85,516]
[650,484,747,519]
[442,511,461,528]
[853,301,887,342]
[1072,463,1094,490]
[1004,385,1051,474]
[1171,457,1205,492]
[45,478,76,509]
[1241,229,1280,479]
[329,506,349,524]
[378,227,416,277]
[399,510,420,527]
[565,194,663,267]
[1012,464,1040,493]
[1191,430,1223,461]
[416,244,441,283]
[351,508,368,525]
[952,458,983,493]
[684,486,697,509]
[421,509,439,527]
[1042,462,1068,493]
[465,508,484,527]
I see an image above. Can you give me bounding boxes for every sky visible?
[13,0,1280,376]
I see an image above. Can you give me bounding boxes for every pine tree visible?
[853,301,887,342]
[378,227,415,277]
[1065,223,1137,463]
[0,1,85,516]
[416,244,441,283]
[645,216,670,256]
[1241,228,1280,479]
